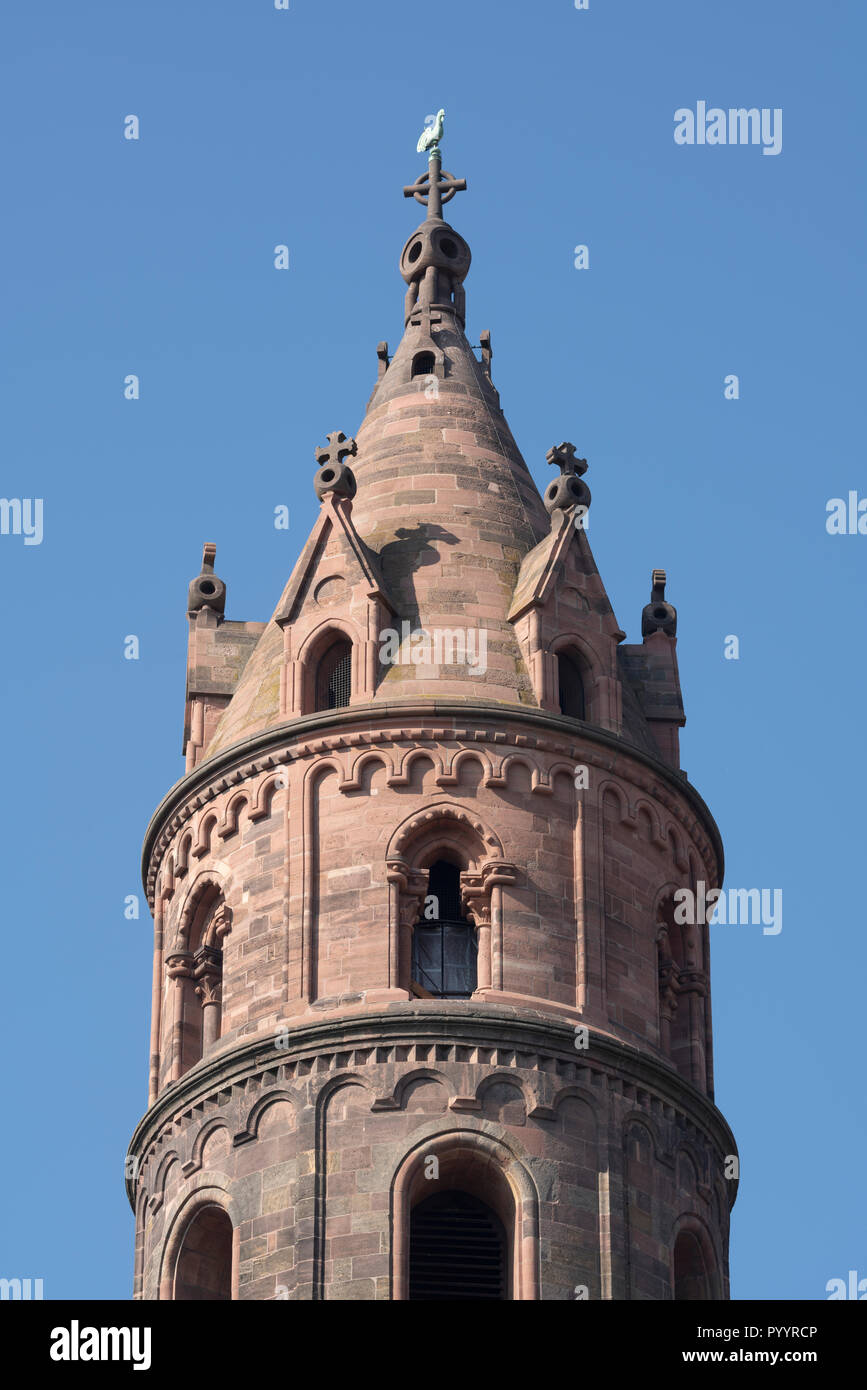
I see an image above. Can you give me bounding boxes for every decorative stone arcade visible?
[127,116,737,1301]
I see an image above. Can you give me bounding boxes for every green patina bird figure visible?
[417,109,445,154]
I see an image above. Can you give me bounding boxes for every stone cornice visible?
[141,699,724,894]
[125,1004,738,1209]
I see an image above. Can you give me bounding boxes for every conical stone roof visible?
[205,159,557,755]
[347,304,550,701]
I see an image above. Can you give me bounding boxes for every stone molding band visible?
[141,699,725,906]
[125,1006,739,1211]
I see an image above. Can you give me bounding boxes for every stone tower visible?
[127,132,738,1301]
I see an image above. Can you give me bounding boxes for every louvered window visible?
[409,1191,506,1300]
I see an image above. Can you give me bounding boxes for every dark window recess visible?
[411,860,477,998]
[557,651,586,720]
[316,640,352,711]
[174,1206,233,1301]
[673,1231,712,1301]
[411,351,436,378]
[410,1191,506,1301]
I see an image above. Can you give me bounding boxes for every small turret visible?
[187,542,226,617]
[641,568,677,637]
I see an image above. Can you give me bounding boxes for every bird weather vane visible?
[417,109,445,155]
[405,109,466,220]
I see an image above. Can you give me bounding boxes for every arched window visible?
[657,893,705,1088]
[411,859,477,998]
[411,350,436,379]
[173,1206,233,1301]
[410,1191,506,1300]
[557,650,586,720]
[315,639,352,712]
[169,888,230,1081]
[392,1137,538,1300]
[673,1229,714,1300]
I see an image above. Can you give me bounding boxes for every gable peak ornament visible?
[313,431,357,502]
[543,442,592,517]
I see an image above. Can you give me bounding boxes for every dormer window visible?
[411,351,436,379]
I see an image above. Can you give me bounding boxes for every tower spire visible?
[400,111,471,328]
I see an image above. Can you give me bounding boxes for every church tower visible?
[127,124,737,1301]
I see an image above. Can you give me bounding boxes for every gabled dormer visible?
[508,446,626,735]
[274,438,398,717]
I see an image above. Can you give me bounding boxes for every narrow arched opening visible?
[657,891,705,1088]
[393,1136,538,1300]
[173,886,228,1078]
[173,1205,233,1301]
[410,1190,506,1300]
[557,649,586,720]
[315,638,352,712]
[673,1229,714,1301]
[411,350,436,379]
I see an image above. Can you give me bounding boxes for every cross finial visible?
[403,157,467,220]
[314,431,357,468]
[546,442,588,476]
[404,112,466,221]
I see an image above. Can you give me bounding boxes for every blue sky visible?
[1,0,864,1299]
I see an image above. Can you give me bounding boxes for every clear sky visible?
[1,0,864,1300]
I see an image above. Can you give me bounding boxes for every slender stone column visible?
[148,893,165,1105]
[165,953,193,1082]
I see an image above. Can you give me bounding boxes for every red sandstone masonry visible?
[130,169,735,1300]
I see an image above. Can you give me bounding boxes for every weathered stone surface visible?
[130,150,735,1303]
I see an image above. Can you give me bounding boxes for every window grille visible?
[411,351,436,378]
[315,640,352,711]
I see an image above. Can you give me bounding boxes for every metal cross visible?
[314,432,357,468]
[546,442,587,476]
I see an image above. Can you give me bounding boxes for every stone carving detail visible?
[313,432,357,501]
[642,569,677,638]
[165,952,194,981]
[147,741,718,912]
[544,442,591,517]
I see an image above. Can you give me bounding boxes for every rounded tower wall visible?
[130,130,737,1302]
[129,1005,735,1301]
[146,710,719,1066]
